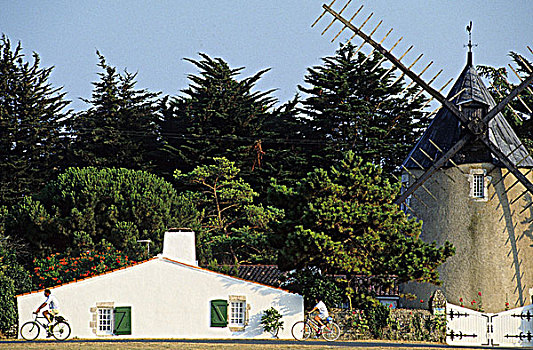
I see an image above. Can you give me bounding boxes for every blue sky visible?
[2,0,532,111]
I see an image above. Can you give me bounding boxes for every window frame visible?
[96,307,114,335]
[472,173,484,198]
[227,295,248,331]
[229,300,246,327]
[469,168,489,201]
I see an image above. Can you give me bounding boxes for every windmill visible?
[312,1,533,312]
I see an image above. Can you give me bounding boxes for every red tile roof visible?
[17,259,295,297]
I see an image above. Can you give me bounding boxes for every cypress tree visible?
[158,53,277,178]
[67,52,161,170]
[299,43,429,175]
[0,35,70,206]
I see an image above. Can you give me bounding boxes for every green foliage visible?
[0,209,31,336]
[0,272,16,335]
[8,167,200,260]
[0,35,71,207]
[283,268,343,308]
[349,310,369,336]
[478,52,533,151]
[67,52,161,170]
[298,43,428,175]
[175,157,283,265]
[32,245,133,289]
[260,307,284,337]
[159,53,277,178]
[0,208,32,294]
[272,151,454,293]
[365,303,391,338]
[254,96,312,194]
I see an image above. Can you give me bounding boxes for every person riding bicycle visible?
[309,297,329,333]
[34,289,60,334]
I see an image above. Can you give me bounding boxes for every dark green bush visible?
[366,303,391,338]
[0,272,16,335]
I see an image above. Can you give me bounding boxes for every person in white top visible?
[309,297,329,329]
[35,289,60,331]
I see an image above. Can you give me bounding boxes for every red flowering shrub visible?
[33,247,133,289]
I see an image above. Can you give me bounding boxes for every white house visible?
[17,229,304,339]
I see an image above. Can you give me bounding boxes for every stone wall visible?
[332,308,446,343]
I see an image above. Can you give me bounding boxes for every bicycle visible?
[20,312,71,341]
[291,312,341,341]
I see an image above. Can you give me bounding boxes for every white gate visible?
[446,302,533,347]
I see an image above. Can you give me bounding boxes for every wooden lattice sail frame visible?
[313,1,533,211]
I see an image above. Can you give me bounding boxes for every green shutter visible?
[114,306,132,335]
[210,300,228,327]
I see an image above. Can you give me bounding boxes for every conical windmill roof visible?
[403,59,533,169]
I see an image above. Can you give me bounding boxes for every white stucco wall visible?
[400,165,533,312]
[17,258,303,339]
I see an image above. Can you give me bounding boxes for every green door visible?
[210,300,228,327]
[114,306,132,335]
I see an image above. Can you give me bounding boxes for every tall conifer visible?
[0,35,70,206]
[299,43,428,175]
[158,53,276,178]
[67,52,161,170]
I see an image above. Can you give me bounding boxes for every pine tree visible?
[0,35,70,206]
[255,96,314,193]
[270,151,454,289]
[158,53,277,178]
[478,52,533,151]
[299,43,428,175]
[175,157,283,265]
[67,52,161,170]
[7,167,199,260]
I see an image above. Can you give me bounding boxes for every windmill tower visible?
[312,1,533,312]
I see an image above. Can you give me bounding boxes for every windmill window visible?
[469,169,489,201]
[472,174,484,198]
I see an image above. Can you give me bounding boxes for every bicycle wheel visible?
[20,321,40,340]
[321,321,341,342]
[291,321,312,341]
[51,321,71,340]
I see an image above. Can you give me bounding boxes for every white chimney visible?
[161,228,197,265]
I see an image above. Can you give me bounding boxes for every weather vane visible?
[465,21,478,59]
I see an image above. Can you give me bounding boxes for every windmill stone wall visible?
[401,164,533,312]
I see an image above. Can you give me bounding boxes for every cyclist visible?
[309,297,329,333]
[35,289,60,335]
